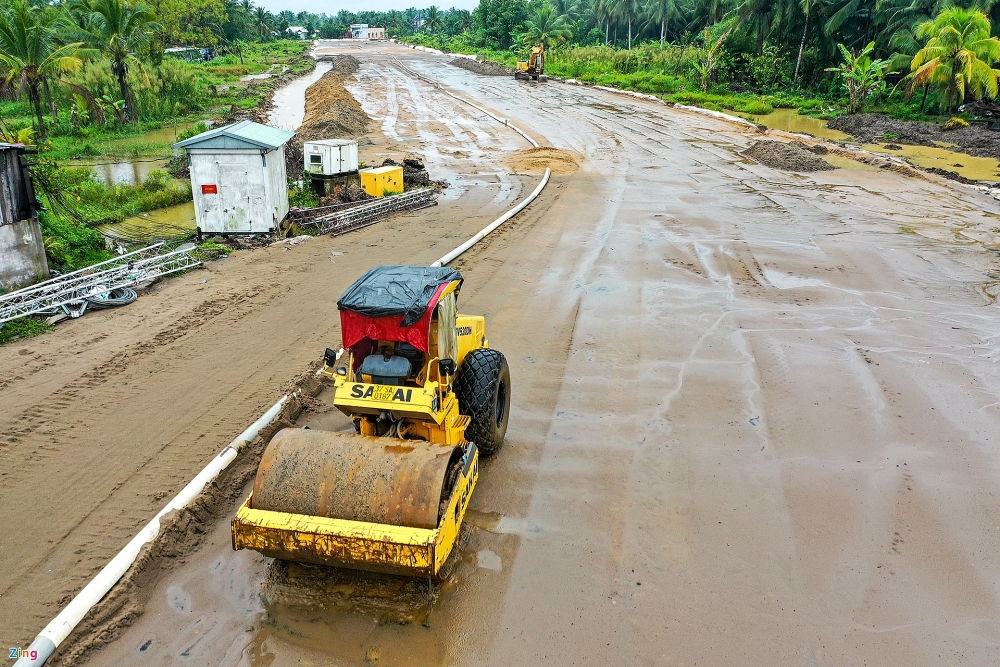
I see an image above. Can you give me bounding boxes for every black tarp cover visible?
[336,265,463,326]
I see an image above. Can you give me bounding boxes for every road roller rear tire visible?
[455,348,510,456]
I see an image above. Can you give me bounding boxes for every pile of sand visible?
[742,140,835,172]
[298,70,370,142]
[503,147,580,174]
[449,58,514,76]
[317,54,360,75]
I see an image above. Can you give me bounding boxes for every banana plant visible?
[825,41,894,114]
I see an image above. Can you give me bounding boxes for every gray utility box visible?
[173,121,295,236]
[304,139,359,176]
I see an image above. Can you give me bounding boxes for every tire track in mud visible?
[346,59,520,207]
[0,287,264,454]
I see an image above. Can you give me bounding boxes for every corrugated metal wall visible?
[0,145,37,227]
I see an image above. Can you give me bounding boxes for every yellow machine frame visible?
[516,44,546,80]
[231,444,478,577]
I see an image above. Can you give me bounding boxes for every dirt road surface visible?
[5,41,1000,666]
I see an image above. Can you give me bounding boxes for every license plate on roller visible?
[372,385,395,401]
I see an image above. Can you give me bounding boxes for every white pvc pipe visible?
[432,168,551,267]
[15,396,290,667]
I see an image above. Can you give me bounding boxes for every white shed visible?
[173,121,295,237]
[303,139,358,176]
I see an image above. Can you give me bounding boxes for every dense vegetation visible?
[401,1,1000,120]
[0,0,313,270]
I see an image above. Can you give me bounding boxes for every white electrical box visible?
[303,139,359,176]
[173,121,295,236]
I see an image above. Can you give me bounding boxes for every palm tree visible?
[611,0,641,49]
[910,6,1000,112]
[253,6,271,39]
[71,0,159,123]
[552,0,580,21]
[423,5,443,34]
[0,1,83,140]
[594,0,613,45]
[643,0,680,48]
[522,5,573,48]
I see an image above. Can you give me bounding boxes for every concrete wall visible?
[0,217,49,291]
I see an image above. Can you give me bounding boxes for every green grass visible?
[192,238,229,261]
[0,317,54,346]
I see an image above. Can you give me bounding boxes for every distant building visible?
[287,26,309,39]
[412,13,425,29]
[350,23,368,39]
[368,27,385,40]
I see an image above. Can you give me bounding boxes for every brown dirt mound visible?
[316,54,360,75]
[449,58,514,76]
[742,140,835,172]
[299,70,370,141]
[286,68,371,178]
[503,147,580,174]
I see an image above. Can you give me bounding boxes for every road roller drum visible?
[252,429,463,529]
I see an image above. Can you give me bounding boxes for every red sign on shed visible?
[201,184,218,195]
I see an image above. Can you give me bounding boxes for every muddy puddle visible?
[747,107,1000,181]
[241,66,289,82]
[99,201,196,242]
[862,141,1000,180]
[62,122,194,186]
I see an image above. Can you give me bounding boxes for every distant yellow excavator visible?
[515,44,547,82]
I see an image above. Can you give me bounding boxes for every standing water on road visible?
[748,107,1000,181]
[269,60,333,131]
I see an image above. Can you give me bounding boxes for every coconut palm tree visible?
[910,6,1000,112]
[793,0,814,81]
[253,6,271,39]
[593,0,613,45]
[423,6,444,34]
[643,0,680,48]
[522,5,573,48]
[552,0,580,22]
[611,0,642,49]
[71,0,159,123]
[0,0,83,140]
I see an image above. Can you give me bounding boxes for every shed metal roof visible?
[172,120,294,151]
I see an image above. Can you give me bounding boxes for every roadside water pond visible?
[99,202,196,243]
[747,108,1000,182]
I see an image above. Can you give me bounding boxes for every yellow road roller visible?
[232,266,510,577]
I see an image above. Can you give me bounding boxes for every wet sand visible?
[5,42,1000,667]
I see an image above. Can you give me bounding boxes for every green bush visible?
[742,99,774,115]
[177,121,209,142]
[38,210,111,271]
